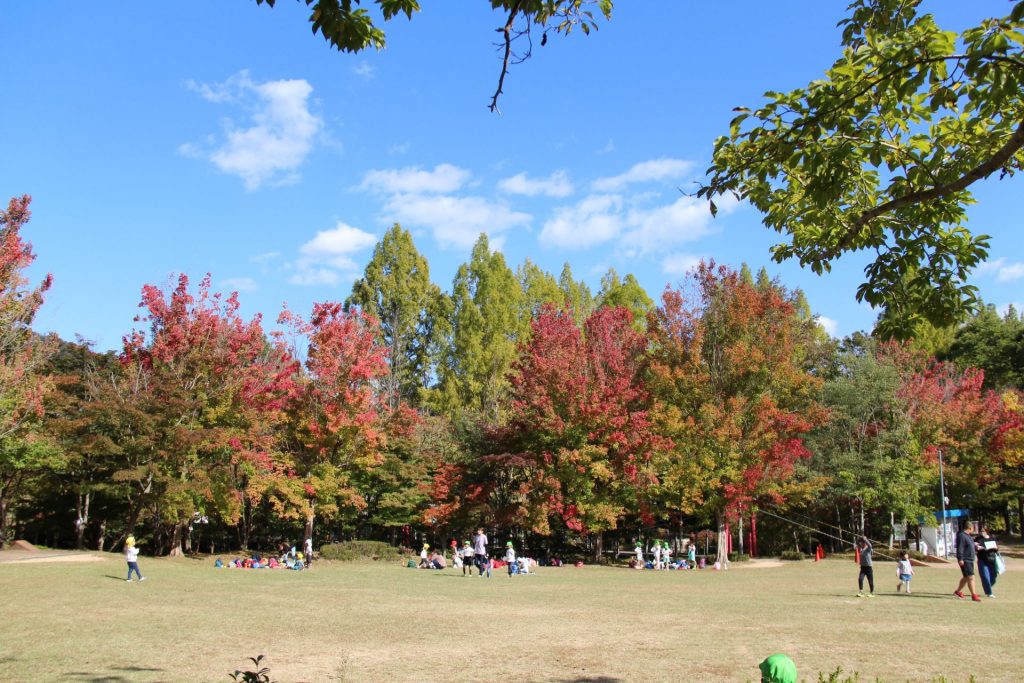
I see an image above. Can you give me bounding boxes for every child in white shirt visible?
[651,541,662,569]
[125,536,145,582]
[504,541,517,577]
[662,541,672,568]
[896,550,914,593]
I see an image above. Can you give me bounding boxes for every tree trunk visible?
[1003,502,1012,538]
[715,510,730,569]
[96,520,107,552]
[1018,497,1023,538]
[592,532,604,563]
[184,523,193,554]
[168,520,186,557]
[304,507,315,551]
[75,491,90,550]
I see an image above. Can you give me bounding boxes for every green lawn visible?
[0,553,1018,682]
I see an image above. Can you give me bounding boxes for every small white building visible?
[915,509,970,558]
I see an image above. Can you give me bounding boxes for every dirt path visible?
[0,549,104,564]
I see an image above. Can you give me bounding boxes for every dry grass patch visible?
[0,553,1018,682]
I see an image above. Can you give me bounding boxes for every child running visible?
[896,550,914,594]
[125,536,145,582]
[856,536,875,597]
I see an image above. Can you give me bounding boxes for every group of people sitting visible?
[416,539,537,577]
[215,543,309,571]
[629,539,703,570]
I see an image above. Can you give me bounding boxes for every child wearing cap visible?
[419,543,431,569]
[125,536,145,582]
[662,541,672,569]
[504,541,517,577]
[633,540,643,569]
[651,540,662,570]
[460,540,474,576]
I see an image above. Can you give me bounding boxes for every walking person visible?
[473,527,490,578]
[974,526,999,598]
[125,536,145,582]
[896,550,914,594]
[856,536,874,597]
[953,522,982,602]
[303,536,313,568]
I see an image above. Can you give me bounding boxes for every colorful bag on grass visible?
[994,552,1006,575]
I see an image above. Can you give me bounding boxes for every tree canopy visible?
[699,0,1024,339]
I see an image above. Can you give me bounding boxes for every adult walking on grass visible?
[954,522,981,602]
[856,536,874,597]
[473,527,490,578]
[974,526,999,598]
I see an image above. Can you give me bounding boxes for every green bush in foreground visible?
[318,540,407,562]
[780,550,805,561]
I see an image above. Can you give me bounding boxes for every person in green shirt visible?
[759,654,797,683]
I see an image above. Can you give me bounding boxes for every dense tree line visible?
[2,198,1022,563]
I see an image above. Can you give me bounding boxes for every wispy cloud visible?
[380,194,530,250]
[352,61,375,80]
[498,170,574,198]
[290,222,377,286]
[540,192,728,253]
[597,139,615,155]
[817,315,839,337]
[661,252,704,276]
[249,251,279,264]
[540,194,625,249]
[360,164,469,194]
[182,70,323,190]
[977,257,1024,282]
[592,158,692,192]
[220,277,258,293]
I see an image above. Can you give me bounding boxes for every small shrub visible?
[727,552,750,562]
[780,550,805,561]
[230,654,275,683]
[318,540,407,562]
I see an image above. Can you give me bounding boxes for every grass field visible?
[0,552,1019,682]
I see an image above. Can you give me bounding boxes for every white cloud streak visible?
[499,170,574,198]
[360,164,470,194]
[592,158,693,192]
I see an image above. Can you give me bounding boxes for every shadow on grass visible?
[818,592,955,600]
[553,677,624,682]
[102,574,128,581]
[64,666,164,683]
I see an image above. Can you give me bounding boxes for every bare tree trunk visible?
[592,532,603,563]
[96,520,107,552]
[715,510,730,569]
[75,491,91,550]
[168,520,186,557]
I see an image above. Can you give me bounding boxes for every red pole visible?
[750,512,758,558]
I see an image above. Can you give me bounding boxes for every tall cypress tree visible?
[347,224,444,409]
[435,234,525,422]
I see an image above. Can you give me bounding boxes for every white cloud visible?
[977,257,1024,282]
[620,195,721,256]
[592,158,693,192]
[360,164,470,194]
[540,194,625,249]
[540,192,729,254]
[183,71,323,190]
[220,277,258,293]
[249,251,279,264]
[352,61,375,79]
[290,222,377,285]
[498,170,574,198]
[387,142,410,155]
[597,139,615,155]
[381,194,530,250]
[817,315,839,337]
[661,252,704,276]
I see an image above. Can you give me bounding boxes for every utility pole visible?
[939,448,949,560]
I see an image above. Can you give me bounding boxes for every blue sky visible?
[3,1,1021,350]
